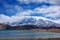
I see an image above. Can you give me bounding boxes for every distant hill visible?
[0,23,60,30]
[0,23,10,30]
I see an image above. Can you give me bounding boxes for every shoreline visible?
[0,38,60,40]
[29,29,60,33]
[0,29,60,33]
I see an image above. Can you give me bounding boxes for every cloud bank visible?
[0,5,60,24]
[16,6,60,19]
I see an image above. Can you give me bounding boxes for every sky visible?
[0,0,60,24]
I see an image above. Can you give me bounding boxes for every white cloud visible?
[15,5,49,16]
[0,14,10,23]
[15,6,60,19]
[16,10,33,16]
[49,0,60,5]
[33,6,60,19]
[5,5,23,14]
[34,6,49,14]
[18,0,48,4]
[52,19,60,24]
[45,6,60,18]
[17,0,60,5]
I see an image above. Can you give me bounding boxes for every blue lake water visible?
[0,30,60,39]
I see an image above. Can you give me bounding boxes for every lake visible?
[0,30,60,39]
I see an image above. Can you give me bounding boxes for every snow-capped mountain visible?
[8,16,60,27]
[0,16,60,30]
[9,17,37,26]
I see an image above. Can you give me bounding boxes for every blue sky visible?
[0,0,60,24]
[0,0,51,16]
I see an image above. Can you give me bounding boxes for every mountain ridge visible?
[0,16,60,30]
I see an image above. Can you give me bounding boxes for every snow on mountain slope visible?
[0,15,59,27]
[8,16,60,27]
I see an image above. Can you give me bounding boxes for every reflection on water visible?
[0,30,60,38]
